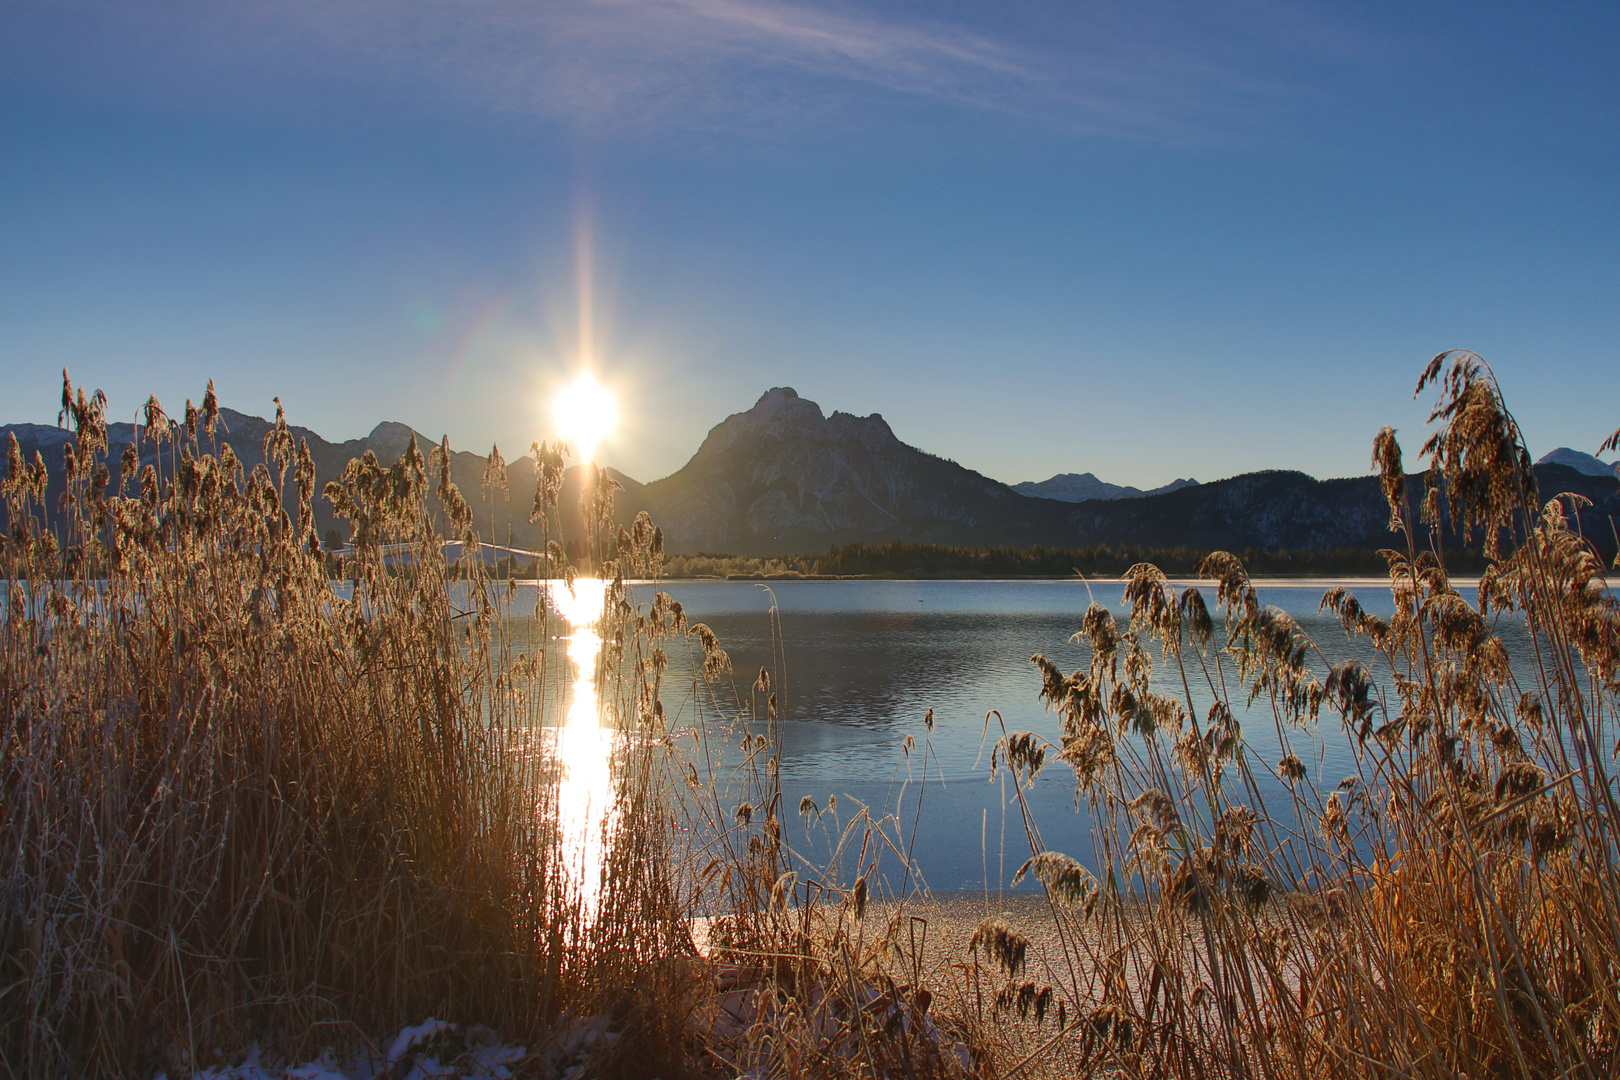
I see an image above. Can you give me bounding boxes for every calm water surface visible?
[642,578,1461,894]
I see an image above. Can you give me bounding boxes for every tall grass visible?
[987,351,1620,1077]
[0,379,696,1076]
[0,375,973,1080]
[8,352,1618,1079]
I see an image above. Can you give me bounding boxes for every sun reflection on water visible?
[551,577,615,918]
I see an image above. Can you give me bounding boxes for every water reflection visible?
[524,577,1575,893]
[643,578,1526,892]
[550,577,614,917]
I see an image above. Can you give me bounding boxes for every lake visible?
[634,576,1462,897]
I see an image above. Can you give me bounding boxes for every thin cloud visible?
[3,0,1373,142]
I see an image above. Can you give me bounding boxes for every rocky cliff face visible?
[626,388,1070,552]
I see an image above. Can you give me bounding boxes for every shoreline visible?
[634,574,1481,588]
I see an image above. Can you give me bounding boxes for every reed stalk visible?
[987,351,1620,1078]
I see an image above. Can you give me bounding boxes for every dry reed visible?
[984,351,1620,1078]
[0,374,701,1077]
[11,351,1613,1080]
[0,372,975,1080]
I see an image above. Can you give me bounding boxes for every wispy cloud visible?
[4,0,1375,142]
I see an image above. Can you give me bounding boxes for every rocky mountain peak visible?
[631,387,1020,551]
[692,387,899,462]
[749,386,816,422]
[366,420,422,462]
[733,386,830,435]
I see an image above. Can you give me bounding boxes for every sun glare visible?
[552,371,618,464]
[552,576,613,919]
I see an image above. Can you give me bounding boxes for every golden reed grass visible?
[0,374,969,1079]
[985,351,1620,1078]
[0,376,701,1077]
[8,351,1618,1079]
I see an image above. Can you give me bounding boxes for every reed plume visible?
[992,351,1620,1079]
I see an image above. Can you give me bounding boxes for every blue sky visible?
[2,1,1616,488]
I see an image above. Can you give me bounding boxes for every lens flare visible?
[552,372,617,464]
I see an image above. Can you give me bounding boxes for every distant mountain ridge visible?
[607,389,1620,556]
[6,393,1620,562]
[0,407,621,554]
[1012,472,1199,502]
[1537,447,1620,479]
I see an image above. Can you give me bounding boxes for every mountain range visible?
[1012,472,1199,502]
[5,387,1619,559]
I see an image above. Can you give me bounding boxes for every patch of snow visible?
[155,1016,564,1080]
[387,1019,456,1065]
[285,1053,349,1080]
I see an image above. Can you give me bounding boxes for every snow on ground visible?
[156,1014,616,1080]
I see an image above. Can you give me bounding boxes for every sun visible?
[552,371,618,464]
